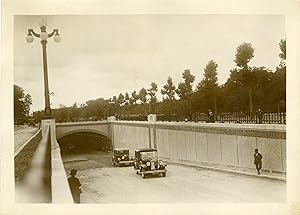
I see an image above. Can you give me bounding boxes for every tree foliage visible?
[138,88,148,104]
[176,69,195,100]
[234,42,255,69]
[193,60,219,112]
[14,84,32,123]
[147,82,158,104]
[161,76,176,101]
[278,39,286,68]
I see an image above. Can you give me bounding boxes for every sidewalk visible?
[162,158,286,182]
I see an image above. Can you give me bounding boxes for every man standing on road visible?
[68,169,82,203]
[254,148,263,175]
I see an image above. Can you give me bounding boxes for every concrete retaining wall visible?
[113,123,150,154]
[111,121,286,173]
[43,119,73,203]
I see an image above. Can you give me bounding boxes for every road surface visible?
[14,126,38,154]
[62,151,286,203]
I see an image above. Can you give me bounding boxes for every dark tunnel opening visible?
[57,132,112,155]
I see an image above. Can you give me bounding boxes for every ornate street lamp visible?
[26,19,61,119]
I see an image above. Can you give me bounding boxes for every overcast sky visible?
[14,15,285,112]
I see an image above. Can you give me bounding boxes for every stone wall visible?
[111,121,286,173]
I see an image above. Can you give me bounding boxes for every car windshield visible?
[116,150,128,154]
[141,151,158,159]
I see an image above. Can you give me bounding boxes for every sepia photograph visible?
[13,14,286,204]
[1,0,300,214]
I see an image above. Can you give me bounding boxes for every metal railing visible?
[118,112,286,124]
[217,112,286,124]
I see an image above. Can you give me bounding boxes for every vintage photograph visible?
[13,15,286,204]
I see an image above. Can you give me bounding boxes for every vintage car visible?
[134,148,167,178]
[112,148,134,167]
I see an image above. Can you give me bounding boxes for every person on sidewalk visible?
[254,148,263,175]
[257,108,263,124]
[208,109,214,123]
[68,169,82,203]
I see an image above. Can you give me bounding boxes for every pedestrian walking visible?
[208,109,214,123]
[254,148,263,175]
[68,169,82,203]
[257,108,263,124]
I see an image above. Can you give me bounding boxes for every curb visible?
[165,160,286,182]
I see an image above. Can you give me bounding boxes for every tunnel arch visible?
[57,129,112,154]
[57,128,111,141]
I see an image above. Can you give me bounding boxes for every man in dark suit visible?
[68,169,82,203]
[254,148,263,175]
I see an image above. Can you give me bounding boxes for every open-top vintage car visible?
[134,148,167,178]
[112,148,134,167]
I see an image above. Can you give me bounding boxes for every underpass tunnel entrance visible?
[57,131,112,155]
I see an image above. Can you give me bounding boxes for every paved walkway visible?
[14,126,38,155]
[163,159,286,181]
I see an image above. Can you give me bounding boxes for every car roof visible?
[135,148,157,152]
[114,148,129,151]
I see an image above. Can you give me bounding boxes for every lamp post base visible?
[44,107,52,119]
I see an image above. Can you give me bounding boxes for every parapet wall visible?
[44,119,73,203]
[112,121,286,173]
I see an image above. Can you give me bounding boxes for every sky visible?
[14,15,285,112]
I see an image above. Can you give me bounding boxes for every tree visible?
[138,88,148,104]
[147,82,158,103]
[278,39,286,68]
[33,110,43,123]
[161,76,176,101]
[70,102,79,121]
[124,92,130,106]
[233,43,255,115]
[112,96,117,103]
[14,84,32,123]
[117,93,125,106]
[176,69,195,100]
[147,82,158,113]
[234,42,255,69]
[197,60,218,90]
[195,60,219,113]
[130,90,138,105]
[271,38,286,112]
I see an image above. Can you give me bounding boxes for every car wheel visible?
[162,172,166,177]
[136,170,139,174]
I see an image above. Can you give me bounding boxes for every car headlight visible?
[146,162,150,167]
[122,156,125,159]
[118,158,121,161]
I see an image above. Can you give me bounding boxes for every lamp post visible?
[26,19,61,119]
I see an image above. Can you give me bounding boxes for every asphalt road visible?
[14,126,38,153]
[62,151,286,203]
